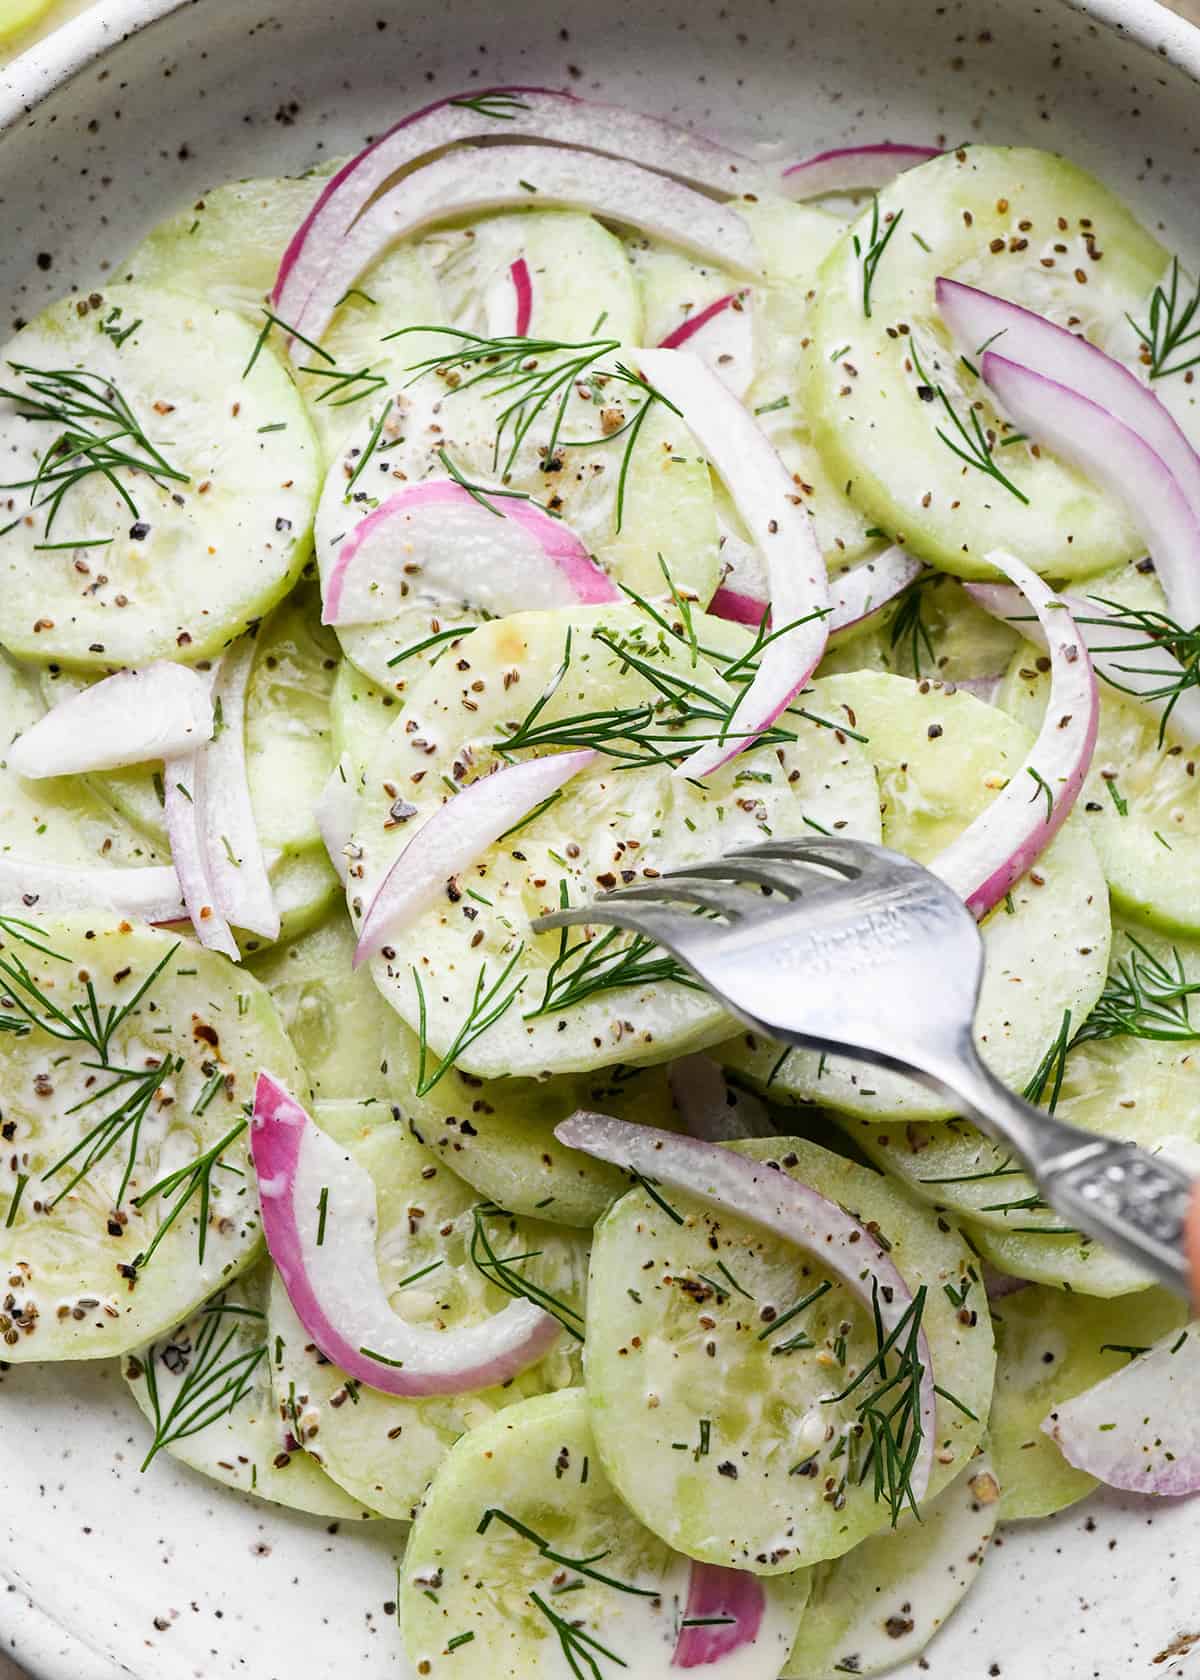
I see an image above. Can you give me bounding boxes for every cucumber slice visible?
[122,1257,372,1517]
[316,343,720,690]
[781,1452,999,1679]
[807,147,1166,579]
[268,1100,587,1521]
[0,650,169,878]
[429,210,642,343]
[0,917,306,1361]
[121,172,332,318]
[816,572,1020,685]
[625,237,754,389]
[250,847,340,951]
[400,1388,811,1679]
[353,604,881,1080]
[248,909,411,1101]
[39,583,339,858]
[0,286,320,668]
[405,1059,687,1228]
[988,1285,1187,1520]
[330,656,401,781]
[999,565,1200,935]
[968,1221,1151,1297]
[584,1137,994,1574]
[719,672,1110,1120]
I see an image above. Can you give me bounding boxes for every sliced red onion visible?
[966,580,1200,744]
[658,291,754,399]
[930,551,1098,919]
[1043,1320,1200,1495]
[981,1262,1031,1303]
[315,756,355,885]
[287,146,761,350]
[252,1074,561,1397]
[669,1054,769,1143]
[322,478,618,628]
[950,674,1004,705]
[780,143,939,199]
[555,1111,936,1502]
[673,1563,765,1670]
[0,858,184,922]
[355,748,595,966]
[940,278,1200,626]
[163,751,240,961]
[197,640,278,942]
[510,256,533,337]
[981,352,1200,631]
[8,662,213,778]
[635,348,829,778]
[274,86,761,326]
[710,545,923,638]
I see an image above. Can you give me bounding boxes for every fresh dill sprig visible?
[1074,936,1200,1043]
[385,623,476,669]
[1074,594,1200,747]
[528,1589,627,1679]
[477,1506,654,1595]
[437,446,544,518]
[0,931,177,1061]
[469,1203,585,1341]
[137,1298,267,1470]
[343,398,394,499]
[447,92,533,120]
[1127,257,1200,380]
[909,342,1029,505]
[0,363,191,536]
[853,198,904,319]
[888,575,937,677]
[130,1115,247,1272]
[526,880,698,1019]
[301,361,387,408]
[1022,1008,1072,1112]
[384,326,679,531]
[825,1279,928,1526]
[41,1057,180,1210]
[1026,766,1054,821]
[758,1279,834,1343]
[410,949,526,1097]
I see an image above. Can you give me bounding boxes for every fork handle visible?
[935,1042,1200,1301]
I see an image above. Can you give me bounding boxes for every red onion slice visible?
[780,143,939,199]
[710,545,923,638]
[634,348,829,778]
[658,291,754,399]
[939,278,1200,619]
[163,751,240,961]
[274,87,761,326]
[9,662,213,779]
[287,145,761,351]
[322,478,619,628]
[0,858,184,921]
[673,1563,766,1669]
[1042,1321,1200,1495]
[252,1074,561,1397]
[198,640,279,942]
[355,748,595,965]
[315,756,355,885]
[509,256,533,337]
[980,351,1200,631]
[668,1054,769,1143]
[930,551,1098,919]
[965,580,1200,744]
[555,1111,936,1503]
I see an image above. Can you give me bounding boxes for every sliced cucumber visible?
[122,1257,372,1517]
[329,645,403,777]
[807,147,1166,579]
[429,209,642,342]
[585,1137,994,1574]
[120,172,332,319]
[968,1221,1151,1297]
[720,672,1111,1119]
[353,604,881,1080]
[0,650,169,877]
[988,1285,1187,1520]
[0,917,306,1361]
[625,236,754,392]
[251,847,340,951]
[816,571,1020,685]
[248,909,411,1101]
[0,286,320,668]
[400,1387,811,1680]
[316,344,721,689]
[268,1100,587,1521]
[781,1452,999,1679]
[1000,566,1200,935]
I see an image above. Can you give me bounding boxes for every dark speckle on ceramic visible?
[0,0,1199,1674]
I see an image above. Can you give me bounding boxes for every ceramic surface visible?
[1,0,1200,1674]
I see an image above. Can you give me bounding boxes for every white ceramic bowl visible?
[2,2,1200,1675]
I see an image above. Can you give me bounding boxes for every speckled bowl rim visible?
[0,0,1198,1675]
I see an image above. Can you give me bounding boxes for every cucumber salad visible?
[3,85,1200,1679]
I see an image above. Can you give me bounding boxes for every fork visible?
[533,835,1199,1299]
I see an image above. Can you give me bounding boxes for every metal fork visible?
[534,836,1199,1299]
